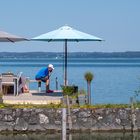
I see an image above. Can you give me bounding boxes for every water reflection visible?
[71,132,138,140]
[0,132,139,140]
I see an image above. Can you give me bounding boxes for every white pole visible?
[62,108,66,140]
[67,95,72,130]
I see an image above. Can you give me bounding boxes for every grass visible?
[0,103,64,109]
[71,104,130,109]
[0,103,133,109]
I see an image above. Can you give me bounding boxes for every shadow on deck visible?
[32,92,63,97]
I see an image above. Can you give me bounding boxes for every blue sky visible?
[0,0,140,52]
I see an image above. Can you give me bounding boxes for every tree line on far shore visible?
[0,51,140,58]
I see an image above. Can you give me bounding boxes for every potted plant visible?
[61,85,78,105]
[62,85,75,96]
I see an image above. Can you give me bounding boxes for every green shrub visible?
[0,103,64,109]
[62,86,75,96]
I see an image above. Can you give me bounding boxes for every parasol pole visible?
[64,39,67,86]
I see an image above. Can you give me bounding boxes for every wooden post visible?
[55,77,58,90]
[66,95,72,130]
[62,108,66,140]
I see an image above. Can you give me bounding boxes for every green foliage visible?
[68,89,86,99]
[0,103,64,109]
[133,101,140,108]
[69,95,78,99]
[84,72,94,83]
[0,103,132,109]
[62,86,75,96]
[71,104,130,109]
[96,104,129,108]
[0,104,5,108]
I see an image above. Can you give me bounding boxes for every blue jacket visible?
[35,67,49,79]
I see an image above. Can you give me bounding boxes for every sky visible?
[0,0,140,52]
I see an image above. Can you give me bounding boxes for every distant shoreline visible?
[0,51,140,58]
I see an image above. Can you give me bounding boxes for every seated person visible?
[35,64,54,93]
[18,74,29,93]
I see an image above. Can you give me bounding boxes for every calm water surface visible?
[0,132,139,140]
[0,58,140,104]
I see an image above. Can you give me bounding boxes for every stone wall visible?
[0,108,139,132]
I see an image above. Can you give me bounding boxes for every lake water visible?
[0,132,139,140]
[0,57,140,104]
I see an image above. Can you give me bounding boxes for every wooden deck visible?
[2,90,63,105]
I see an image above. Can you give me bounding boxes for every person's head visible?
[48,64,54,72]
